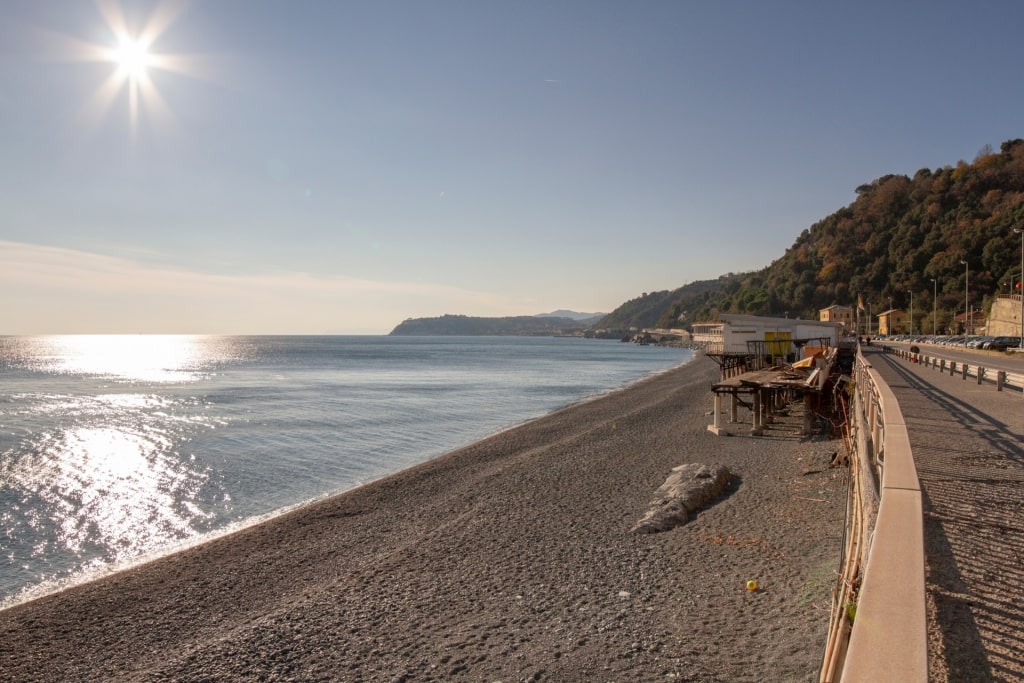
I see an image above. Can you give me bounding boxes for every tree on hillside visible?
[643,139,1024,329]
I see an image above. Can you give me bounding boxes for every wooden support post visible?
[751,391,763,435]
[962,363,969,380]
[950,361,956,376]
[708,392,725,435]
[803,392,814,436]
[997,370,1006,391]
[977,367,985,385]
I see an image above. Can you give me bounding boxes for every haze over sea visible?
[0,335,690,607]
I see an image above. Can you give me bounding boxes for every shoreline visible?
[0,349,696,611]
[0,356,847,682]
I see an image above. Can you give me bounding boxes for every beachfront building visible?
[876,309,907,335]
[695,313,846,438]
[818,304,854,333]
[693,313,843,368]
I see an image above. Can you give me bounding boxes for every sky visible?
[2,0,1023,334]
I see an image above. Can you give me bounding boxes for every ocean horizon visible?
[0,335,692,608]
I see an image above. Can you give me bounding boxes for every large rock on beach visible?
[632,463,732,534]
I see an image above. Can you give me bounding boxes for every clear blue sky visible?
[2,0,1022,334]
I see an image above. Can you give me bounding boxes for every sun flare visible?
[57,0,206,141]
[110,35,152,81]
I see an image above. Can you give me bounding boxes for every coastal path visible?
[862,346,1024,682]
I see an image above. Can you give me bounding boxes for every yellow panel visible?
[764,331,791,356]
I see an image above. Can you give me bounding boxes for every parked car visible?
[986,336,1021,351]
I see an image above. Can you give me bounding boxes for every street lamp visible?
[960,260,969,343]
[908,290,913,335]
[931,278,937,335]
[1015,228,1024,349]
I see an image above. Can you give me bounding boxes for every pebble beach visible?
[0,355,846,682]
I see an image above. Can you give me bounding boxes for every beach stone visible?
[631,463,732,534]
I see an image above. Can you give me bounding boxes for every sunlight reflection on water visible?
[0,336,241,605]
[6,335,240,383]
[1,336,691,608]
[2,393,220,563]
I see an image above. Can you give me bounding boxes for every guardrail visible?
[820,346,927,682]
[883,347,1024,394]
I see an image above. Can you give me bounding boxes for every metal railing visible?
[886,346,1024,394]
[820,346,928,682]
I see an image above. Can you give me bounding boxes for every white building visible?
[692,313,843,361]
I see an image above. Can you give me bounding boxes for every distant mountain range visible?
[389,312,606,336]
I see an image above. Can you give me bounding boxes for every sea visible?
[0,335,691,608]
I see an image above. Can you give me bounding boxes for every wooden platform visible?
[707,358,832,437]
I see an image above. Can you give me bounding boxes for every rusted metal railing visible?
[820,346,927,682]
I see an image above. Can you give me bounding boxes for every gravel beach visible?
[0,355,846,682]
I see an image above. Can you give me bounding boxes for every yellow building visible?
[877,309,908,335]
[819,304,854,332]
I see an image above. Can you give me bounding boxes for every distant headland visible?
[389,312,606,336]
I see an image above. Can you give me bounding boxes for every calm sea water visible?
[0,335,690,607]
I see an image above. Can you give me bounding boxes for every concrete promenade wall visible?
[837,347,928,682]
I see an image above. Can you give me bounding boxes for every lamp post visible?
[1015,228,1024,349]
[931,278,937,335]
[960,260,969,343]
[908,290,913,335]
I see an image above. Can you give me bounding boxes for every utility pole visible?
[960,260,969,342]
[1015,228,1024,349]
[931,278,937,336]
[909,290,913,335]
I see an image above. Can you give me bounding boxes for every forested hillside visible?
[602,138,1024,333]
[595,276,745,331]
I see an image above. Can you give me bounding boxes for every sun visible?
[61,0,205,142]
[102,32,157,133]
[110,35,153,82]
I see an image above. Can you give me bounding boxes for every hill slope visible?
[392,139,1024,337]
[615,138,1024,333]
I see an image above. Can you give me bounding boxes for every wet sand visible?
[0,355,846,682]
